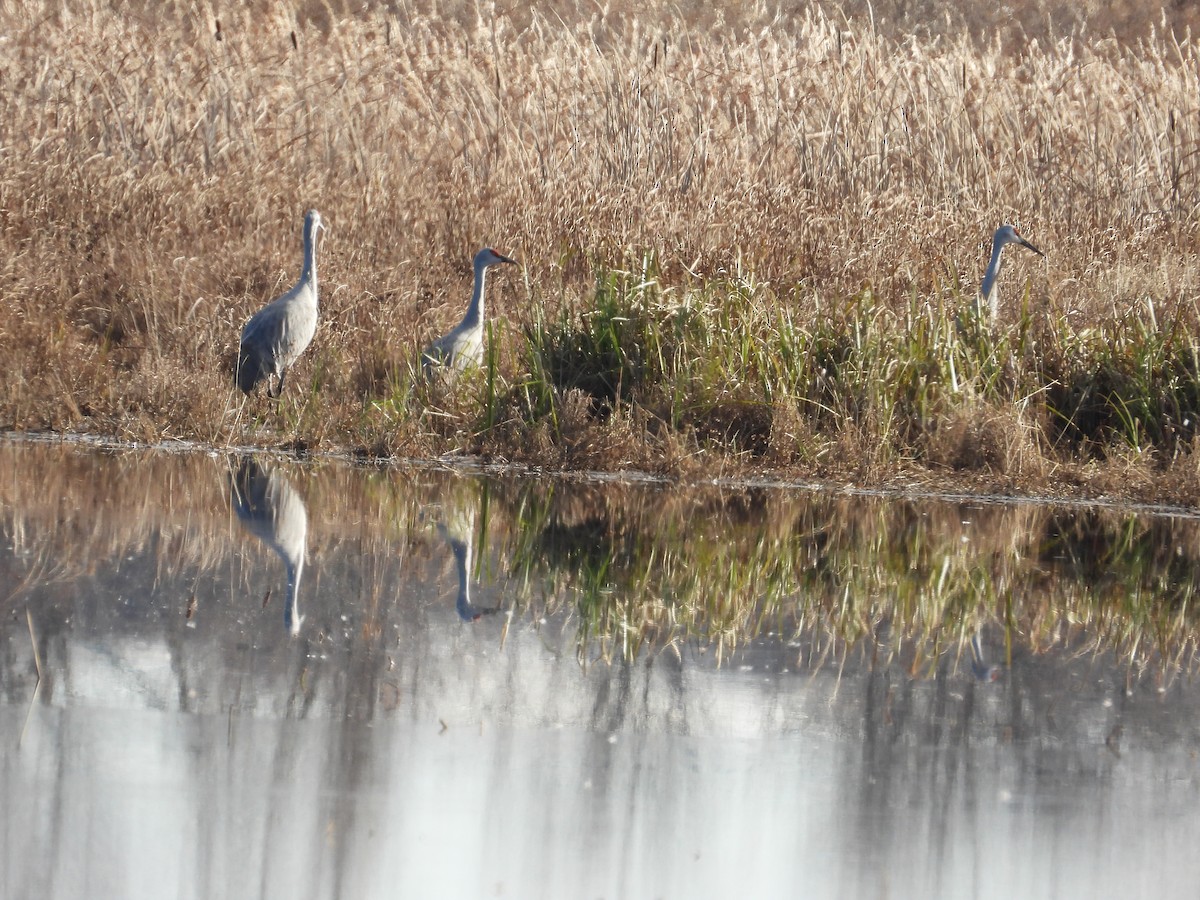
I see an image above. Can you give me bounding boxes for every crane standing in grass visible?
[422,247,517,375]
[237,209,325,398]
[980,224,1044,321]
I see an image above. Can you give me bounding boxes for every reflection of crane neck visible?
[284,555,303,636]
[970,632,1000,681]
[459,261,489,330]
[451,537,475,620]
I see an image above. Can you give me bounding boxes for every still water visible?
[1,439,1199,899]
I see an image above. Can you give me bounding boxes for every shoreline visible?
[10,427,1200,520]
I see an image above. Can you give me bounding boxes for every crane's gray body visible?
[422,312,485,373]
[422,247,516,376]
[237,209,324,397]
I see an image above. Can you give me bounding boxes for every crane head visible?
[304,209,326,235]
[995,224,1043,257]
[475,247,517,268]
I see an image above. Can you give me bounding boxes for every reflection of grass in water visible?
[3,439,1200,678]
[1036,512,1200,673]
[504,482,1200,676]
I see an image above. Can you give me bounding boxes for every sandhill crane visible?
[980,224,1044,321]
[422,247,517,375]
[230,456,308,636]
[237,209,325,397]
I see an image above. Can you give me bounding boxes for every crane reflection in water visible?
[229,456,308,635]
[435,489,501,622]
[969,628,1004,682]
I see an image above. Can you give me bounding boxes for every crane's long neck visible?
[459,261,489,329]
[300,221,319,302]
[451,537,474,620]
[980,237,1005,320]
[284,554,303,636]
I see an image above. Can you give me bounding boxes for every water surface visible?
[1,439,1198,899]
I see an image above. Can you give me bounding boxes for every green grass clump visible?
[433,259,1200,489]
[523,262,667,417]
[1041,308,1200,454]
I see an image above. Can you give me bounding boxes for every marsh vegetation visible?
[3,2,1200,500]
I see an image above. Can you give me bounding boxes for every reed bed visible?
[3,1,1200,498]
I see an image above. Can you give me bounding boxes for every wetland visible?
[6,4,1200,893]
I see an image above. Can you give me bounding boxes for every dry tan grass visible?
[2,1,1200,495]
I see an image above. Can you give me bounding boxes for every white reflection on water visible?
[5,617,1200,900]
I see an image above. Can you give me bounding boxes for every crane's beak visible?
[1019,235,1044,256]
[498,252,517,265]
